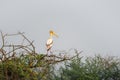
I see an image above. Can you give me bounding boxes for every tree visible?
[52,55,120,80]
[0,32,80,80]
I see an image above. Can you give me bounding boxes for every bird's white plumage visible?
[46,38,53,45]
[46,38,53,51]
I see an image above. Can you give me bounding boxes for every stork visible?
[46,30,58,54]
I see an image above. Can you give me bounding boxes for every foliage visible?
[0,32,80,80]
[0,32,120,80]
[52,55,120,80]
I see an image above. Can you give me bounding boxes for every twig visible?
[18,32,36,54]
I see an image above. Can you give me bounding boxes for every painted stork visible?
[46,30,58,54]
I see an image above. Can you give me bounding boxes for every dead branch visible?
[0,32,37,61]
[18,32,36,54]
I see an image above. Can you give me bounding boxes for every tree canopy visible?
[0,32,120,80]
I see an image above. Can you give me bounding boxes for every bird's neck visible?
[49,35,53,39]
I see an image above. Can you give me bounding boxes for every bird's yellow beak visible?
[53,32,58,38]
[50,30,58,38]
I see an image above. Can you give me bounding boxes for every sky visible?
[0,0,120,57]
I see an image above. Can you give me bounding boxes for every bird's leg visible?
[50,50,53,56]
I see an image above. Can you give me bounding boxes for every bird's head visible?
[49,30,58,38]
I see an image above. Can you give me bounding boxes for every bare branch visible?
[18,32,36,54]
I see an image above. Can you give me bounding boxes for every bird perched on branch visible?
[46,30,58,54]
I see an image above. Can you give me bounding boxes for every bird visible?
[46,30,58,54]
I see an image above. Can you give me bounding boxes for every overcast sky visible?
[0,0,120,57]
